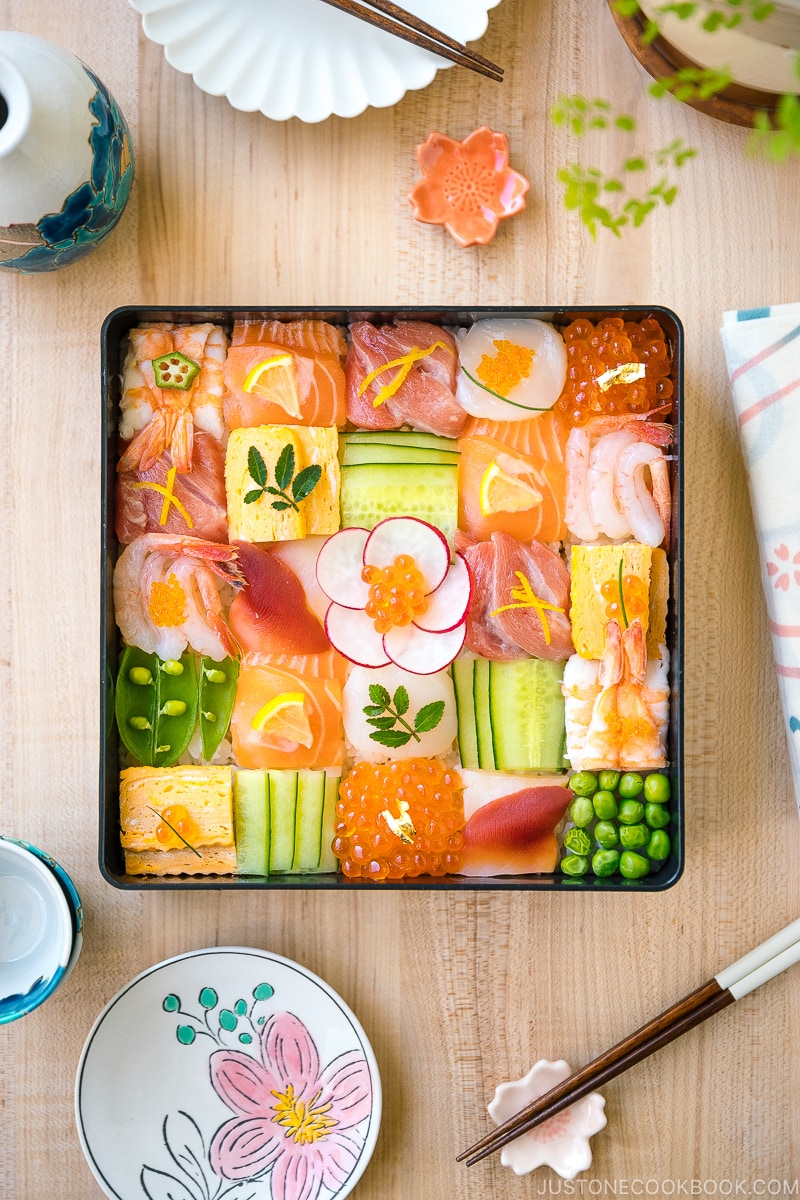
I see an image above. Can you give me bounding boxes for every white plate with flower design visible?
[128,0,503,123]
[75,947,381,1200]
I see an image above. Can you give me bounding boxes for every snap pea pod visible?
[115,648,197,767]
[155,654,198,767]
[199,656,240,761]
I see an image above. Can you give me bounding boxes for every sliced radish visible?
[316,527,371,609]
[363,517,449,593]
[413,553,472,633]
[324,603,391,668]
[384,620,467,674]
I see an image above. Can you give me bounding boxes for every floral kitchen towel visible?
[721,303,800,813]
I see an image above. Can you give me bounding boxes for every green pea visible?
[644,773,671,804]
[647,830,671,861]
[128,666,154,686]
[569,771,598,797]
[594,820,619,849]
[161,659,185,676]
[598,770,620,792]
[560,854,589,877]
[569,796,595,828]
[619,851,650,880]
[129,716,152,731]
[160,700,187,717]
[619,823,649,850]
[565,827,592,856]
[592,849,620,878]
[645,802,671,830]
[204,667,227,685]
[202,710,217,723]
[592,789,618,820]
[617,799,645,825]
[618,772,644,798]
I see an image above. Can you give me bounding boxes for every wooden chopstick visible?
[458,917,800,1166]
[317,0,504,82]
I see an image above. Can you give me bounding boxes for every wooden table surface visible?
[2,0,800,1194]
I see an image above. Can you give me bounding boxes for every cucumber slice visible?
[233,770,269,876]
[318,772,340,873]
[341,443,459,467]
[342,431,458,453]
[341,462,458,544]
[292,771,326,872]
[268,771,298,872]
[473,658,496,770]
[451,658,479,769]
[489,659,566,770]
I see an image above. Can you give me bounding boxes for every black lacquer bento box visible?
[100,305,683,891]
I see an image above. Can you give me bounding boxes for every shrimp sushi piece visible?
[345,321,467,437]
[116,431,228,544]
[227,542,330,657]
[223,320,347,429]
[113,533,243,661]
[457,433,567,543]
[230,658,343,770]
[118,324,227,473]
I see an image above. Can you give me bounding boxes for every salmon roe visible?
[155,804,200,847]
[556,317,673,426]
[362,555,428,635]
[148,573,187,628]
[333,758,465,880]
[601,574,648,622]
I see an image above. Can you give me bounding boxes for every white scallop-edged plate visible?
[75,947,382,1200]
[129,0,503,122]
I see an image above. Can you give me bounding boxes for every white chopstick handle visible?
[724,937,800,1001]
[715,916,800,991]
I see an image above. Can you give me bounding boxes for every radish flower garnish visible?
[316,517,472,675]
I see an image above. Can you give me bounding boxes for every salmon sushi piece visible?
[223,320,347,429]
[457,434,567,543]
[231,659,343,770]
[116,432,228,544]
[464,410,569,462]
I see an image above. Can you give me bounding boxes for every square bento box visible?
[100,305,683,891]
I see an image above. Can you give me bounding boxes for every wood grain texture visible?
[1,0,800,1194]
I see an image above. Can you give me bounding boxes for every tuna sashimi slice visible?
[459,786,571,876]
[116,432,228,544]
[227,542,330,657]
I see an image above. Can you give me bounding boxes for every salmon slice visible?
[116,432,227,544]
[345,321,467,437]
[227,542,330,656]
[246,649,350,683]
[458,786,571,876]
[224,320,347,429]
[465,410,570,461]
[231,659,343,769]
[457,434,567,542]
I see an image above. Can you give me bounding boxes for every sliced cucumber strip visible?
[489,659,566,770]
[341,462,458,544]
[341,443,459,467]
[451,658,479,770]
[292,771,326,872]
[233,770,269,876]
[318,772,340,873]
[342,431,458,452]
[268,771,298,873]
[473,658,496,770]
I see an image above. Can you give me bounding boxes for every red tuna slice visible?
[459,786,571,876]
[489,533,574,661]
[461,538,525,661]
[116,432,227,544]
[228,542,330,656]
[345,321,467,437]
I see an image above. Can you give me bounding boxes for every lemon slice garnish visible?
[242,354,302,419]
[251,691,313,747]
[478,462,543,516]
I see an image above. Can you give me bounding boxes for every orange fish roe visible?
[600,574,648,623]
[476,339,535,397]
[362,555,428,635]
[147,573,187,627]
[556,317,673,426]
[602,712,654,748]
[155,804,200,847]
[333,758,465,880]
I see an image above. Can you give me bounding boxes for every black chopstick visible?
[317,0,504,83]
[458,917,800,1166]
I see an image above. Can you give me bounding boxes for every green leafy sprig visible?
[244,444,322,513]
[147,805,201,858]
[363,683,445,749]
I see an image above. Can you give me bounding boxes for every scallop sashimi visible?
[116,432,228,544]
[345,321,467,437]
[455,319,567,422]
[343,664,457,762]
[457,433,567,543]
[458,783,571,876]
[227,542,330,657]
[223,319,347,429]
[230,659,343,770]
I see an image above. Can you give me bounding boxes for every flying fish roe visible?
[147,573,187,627]
[476,339,535,397]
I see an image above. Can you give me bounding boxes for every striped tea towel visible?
[721,303,800,814]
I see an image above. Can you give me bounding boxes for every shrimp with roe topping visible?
[113,534,244,662]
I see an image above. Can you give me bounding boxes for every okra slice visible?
[152,351,199,391]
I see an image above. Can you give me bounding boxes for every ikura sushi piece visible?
[223,319,347,429]
[333,758,465,880]
[345,321,467,437]
[113,534,244,662]
[230,658,343,770]
[458,531,573,662]
[118,323,227,474]
[455,320,567,421]
[116,431,228,544]
[342,663,457,762]
[457,433,567,543]
[457,772,571,876]
[555,316,673,427]
[227,542,330,657]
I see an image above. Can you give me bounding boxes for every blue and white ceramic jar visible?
[0,31,134,273]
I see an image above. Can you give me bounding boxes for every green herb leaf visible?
[369,683,391,708]
[275,444,295,492]
[366,716,397,730]
[393,686,409,716]
[369,728,413,748]
[363,704,386,717]
[265,486,286,497]
[244,489,264,505]
[271,501,292,511]
[247,446,267,488]
[291,464,322,503]
[414,700,446,734]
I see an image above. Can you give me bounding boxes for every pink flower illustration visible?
[766,544,800,591]
[209,1011,372,1200]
